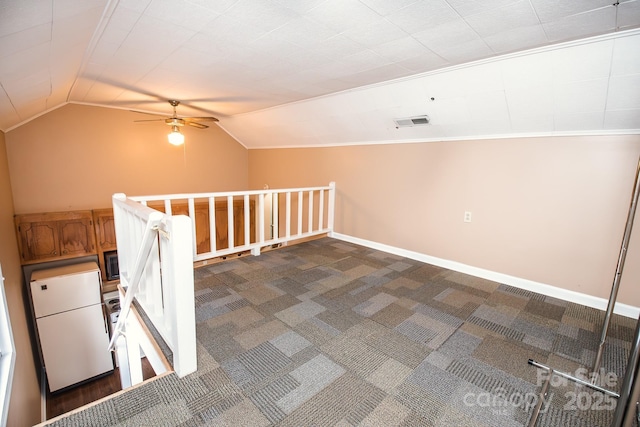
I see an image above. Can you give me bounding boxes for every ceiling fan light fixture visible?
[168,125,184,146]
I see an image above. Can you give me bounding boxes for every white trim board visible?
[331,232,640,319]
[244,129,640,151]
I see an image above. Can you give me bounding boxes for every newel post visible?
[166,215,197,377]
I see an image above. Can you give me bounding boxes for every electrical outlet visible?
[464,211,472,223]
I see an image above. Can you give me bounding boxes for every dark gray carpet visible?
[44,237,636,426]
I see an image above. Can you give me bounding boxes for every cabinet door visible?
[193,206,211,254]
[215,200,253,249]
[17,221,60,262]
[93,209,117,251]
[147,200,254,254]
[14,211,97,265]
[214,203,230,249]
[169,203,211,254]
[92,209,118,284]
[58,217,95,257]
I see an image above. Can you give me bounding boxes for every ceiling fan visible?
[134,100,219,145]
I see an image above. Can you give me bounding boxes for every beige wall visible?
[6,103,249,213]
[0,131,41,426]
[249,135,640,308]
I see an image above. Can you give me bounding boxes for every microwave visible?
[104,251,120,281]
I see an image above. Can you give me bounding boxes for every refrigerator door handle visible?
[101,303,109,335]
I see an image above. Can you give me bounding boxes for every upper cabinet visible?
[151,200,255,255]
[14,202,256,270]
[92,208,117,252]
[15,211,97,264]
[92,208,118,285]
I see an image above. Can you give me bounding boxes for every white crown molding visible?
[330,232,640,319]
[3,103,69,133]
[247,129,640,150]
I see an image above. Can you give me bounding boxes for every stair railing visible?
[109,183,336,388]
[131,182,336,260]
[109,194,196,387]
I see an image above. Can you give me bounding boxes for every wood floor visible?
[46,358,156,420]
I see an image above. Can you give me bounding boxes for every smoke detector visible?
[394,115,430,128]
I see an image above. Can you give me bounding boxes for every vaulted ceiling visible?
[1,0,639,147]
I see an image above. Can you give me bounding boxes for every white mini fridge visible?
[30,262,114,392]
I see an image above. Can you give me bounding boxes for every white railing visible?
[109,194,196,387]
[130,182,336,261]
[110,183,335,387]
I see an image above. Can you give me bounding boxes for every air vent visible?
[394,115,430,128]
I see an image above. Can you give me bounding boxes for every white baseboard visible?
[331,232,640,319]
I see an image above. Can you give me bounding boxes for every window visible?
[0,264,16,426]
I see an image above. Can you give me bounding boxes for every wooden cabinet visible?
[92,208,117,284]
[15,211,96,265]
[93,209,117,252]
[166,203,211,254]
[152,200,255,255]
[15,201,255,274]
[213,199,256,251]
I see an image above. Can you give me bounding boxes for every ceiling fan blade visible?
[130,109,171,117]
[132,100,218,129]
[186,121,209,129]
[183,116,219,122]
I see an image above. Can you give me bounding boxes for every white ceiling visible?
[223,29,640,147]
[1,0,639,147]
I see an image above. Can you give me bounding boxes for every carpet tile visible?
[46,237,635,427]
[269,330,312,357]
[249,375,298,423]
